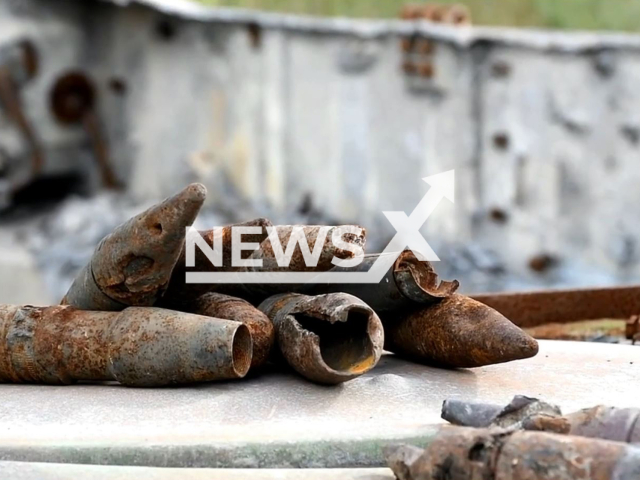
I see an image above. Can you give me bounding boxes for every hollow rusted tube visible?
[174,292,275,370]
[258,293,384,385]
[62,183,206,310]
[382,294,539,368]
[0,304,251,387]
[386,427,640,480]
[304,250,459,312]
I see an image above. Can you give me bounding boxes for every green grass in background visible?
[196,0,640,32]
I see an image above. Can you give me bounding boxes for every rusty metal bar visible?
[258,292,383,385]
[472,285,640,328]
[0,305,252,387]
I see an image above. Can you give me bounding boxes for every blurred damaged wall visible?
[1,0,640,303]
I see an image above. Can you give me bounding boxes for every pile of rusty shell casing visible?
[385,427,640,480]
[62,183,207,311]
[303,249,459,312]
[382,294,539,368]
[162,218,273,304]
[175,292,275,370]
[258,293,384,385]
[0,304,251,387]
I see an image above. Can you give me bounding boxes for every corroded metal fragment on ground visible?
[382,294,539,368]
[442,396,640,443]
[0,304,251,386]
[62,184,207,310]
[258,293,383,385]
[386,427,640,480]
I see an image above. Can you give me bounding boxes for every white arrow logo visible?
[381,170,455,262]
[186,170,455,284]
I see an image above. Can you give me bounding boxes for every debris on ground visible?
[0,183,539,387]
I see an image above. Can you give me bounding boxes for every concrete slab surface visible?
[0,340,637,468]
[0,462,394,480]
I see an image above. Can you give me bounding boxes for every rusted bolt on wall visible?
[50,71,120,189]
[399,3,471,80]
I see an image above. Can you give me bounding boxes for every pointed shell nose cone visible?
[145,183,207,230]
[383,294,539,368]
[91,184,207,306]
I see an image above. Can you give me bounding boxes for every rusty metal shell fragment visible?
[180,292,275,370]
[387,427,640,480]
[258,293,384,385]
[442,395,562,429]
[382,294,539,368]
[62,183,207,310]
[247,225,366,272]
[163,222,364,302]
[163,218,273,303]
[0,304,251,387]
[442,396,640,443]
[304,250,459,312]
[566,406,640,444]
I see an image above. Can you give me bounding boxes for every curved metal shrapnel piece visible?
[258,293,384,385]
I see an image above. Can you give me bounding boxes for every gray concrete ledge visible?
[0,462,394,480]
[0,341,637,468]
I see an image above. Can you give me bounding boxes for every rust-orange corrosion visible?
[385,426,640,480]
[62,183,206,311]
[382,294,539,368]
[0,304,251,387]
[472,285,640,328]
[258,292,384,385]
